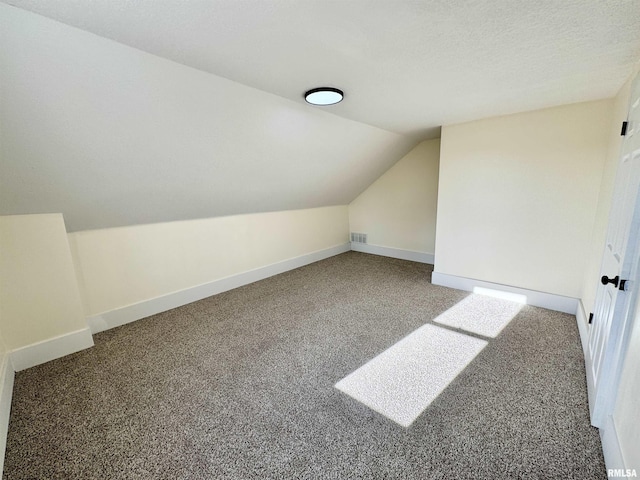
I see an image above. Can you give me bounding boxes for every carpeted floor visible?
[3,252,606,479]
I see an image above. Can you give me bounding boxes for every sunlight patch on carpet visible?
[335,324,487,427]
[434,292,523,338]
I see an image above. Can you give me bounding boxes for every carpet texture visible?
[3,252,606,479]
[335,323,488,427]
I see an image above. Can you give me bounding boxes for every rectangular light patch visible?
[473,287,527,304]
[434,293,523,338]
[335,324,487,427]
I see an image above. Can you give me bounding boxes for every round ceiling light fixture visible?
[304,87,344,106]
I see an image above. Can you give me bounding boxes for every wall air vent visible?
[350,232,368,244]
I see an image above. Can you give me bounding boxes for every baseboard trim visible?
[431,271,578,314]
[0,356,14,476]
[576,300,590,357]
[601,415,626,473]
[350,243,434,264]
[87,243,351,334]
[9,328,94,372]
[577,300,597,424]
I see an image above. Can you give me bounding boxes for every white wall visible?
[0,3,415,232]
[434,100,613,299]
[613,296,640,470]
[69,206,349,318]
[0,214,93,371]
[0,326,11,476]
[0,215,90,350]
[348,139,440,256]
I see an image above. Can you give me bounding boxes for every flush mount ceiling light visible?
[304,87,344,106]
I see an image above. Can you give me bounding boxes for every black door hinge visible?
[621,121,628,136]
[588,313,594,324]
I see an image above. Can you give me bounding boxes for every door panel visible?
[588,73,640,427]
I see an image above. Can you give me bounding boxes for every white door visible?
[588,72,640,428]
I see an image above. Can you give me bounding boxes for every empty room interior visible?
[1,1,640,478]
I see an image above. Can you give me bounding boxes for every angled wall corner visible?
[0,214,93,371]
[348,139,440,260]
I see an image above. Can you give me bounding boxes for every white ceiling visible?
[2,1,640,232]
[5,0,640,138]
[1,4,417,231]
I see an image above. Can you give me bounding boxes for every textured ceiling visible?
[0,4,414,231]
[4,0,640,137]
[2,1,640,232]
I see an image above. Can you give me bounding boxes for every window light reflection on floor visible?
[335,324,487,427]
[434,290,524,338]
[335,288,525,427]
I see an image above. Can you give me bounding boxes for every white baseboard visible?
[87,243,351,334]
[577,300,597,425]
[576,300,590,357]
[350,243,434,264]
[431,271,578,314]
[601,415,626,473]
[9,328,94,372]
[0,355,14,476]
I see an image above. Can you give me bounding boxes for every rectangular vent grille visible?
[350,232,367,244]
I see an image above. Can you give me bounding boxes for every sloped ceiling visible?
[1,1,640,231]
[0,4,415,231]
[5,0,640,136]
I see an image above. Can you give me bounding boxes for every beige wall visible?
[0,331,7,375]
[348,139,440,254]
[69,206,349,316]
[0,214,88,349]
[435,100,613,298]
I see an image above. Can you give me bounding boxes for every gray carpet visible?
[3,252,606,479]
